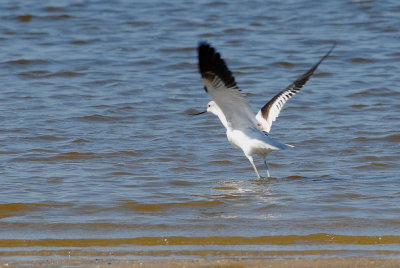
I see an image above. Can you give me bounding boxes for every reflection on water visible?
[1,0,400,261]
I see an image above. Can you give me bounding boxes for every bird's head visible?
[192,101,228,129]
[192,101,220,116]
[206,101,220,115]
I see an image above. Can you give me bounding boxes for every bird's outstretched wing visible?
[256,44,335,133]
[198,42,258,130]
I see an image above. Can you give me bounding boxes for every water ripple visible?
[0,0,399,260]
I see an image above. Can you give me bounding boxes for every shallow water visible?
[1,0,400,261]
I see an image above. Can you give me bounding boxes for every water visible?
[1,0,400,261]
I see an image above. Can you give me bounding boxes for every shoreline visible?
[2,258,400,268]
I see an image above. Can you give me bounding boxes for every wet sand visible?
[2,258,400,268]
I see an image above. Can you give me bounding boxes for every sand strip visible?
[2,258,400,268]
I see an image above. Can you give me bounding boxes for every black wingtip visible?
[197,42,237,89]
[325,42,336,59]
[317,42,336,65]
[198,41,210,48]
[197,42,214,75]
[260,43,336,121]
[297,43,336,83]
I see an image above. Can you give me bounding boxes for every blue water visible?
[0,0,399,260]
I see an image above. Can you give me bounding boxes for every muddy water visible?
[1,0,399,261]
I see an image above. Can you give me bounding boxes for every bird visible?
[193,42,334,178]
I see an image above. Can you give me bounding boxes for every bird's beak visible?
[191,110,207,115]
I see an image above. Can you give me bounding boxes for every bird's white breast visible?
[226,128,282,156]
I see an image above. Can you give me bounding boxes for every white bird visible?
[193,42,334,178]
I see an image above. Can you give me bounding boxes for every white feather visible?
[202,74,258,131]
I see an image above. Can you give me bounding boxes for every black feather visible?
[260,43,335,119]
[198,42,237,89]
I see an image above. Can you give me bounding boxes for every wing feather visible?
[256,44,335,133]
[198,42,258,130]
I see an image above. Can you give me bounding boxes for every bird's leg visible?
[246,155,261,178]
[263,156,271,178]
